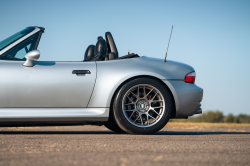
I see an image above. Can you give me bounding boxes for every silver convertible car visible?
[0,26,203,134]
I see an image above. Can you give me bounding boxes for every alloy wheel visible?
[122,84,165,128]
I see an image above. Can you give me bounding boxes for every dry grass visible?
[166,122,250,129]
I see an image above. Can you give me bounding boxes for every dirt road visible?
[0,125,249,166]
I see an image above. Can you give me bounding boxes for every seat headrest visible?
[91,36,108,61]
[97,36,103,40]
[95,37,107,55]
[105,32,118,58]
[84,45,95,61]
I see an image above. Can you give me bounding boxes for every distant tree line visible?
[170,110,250,123]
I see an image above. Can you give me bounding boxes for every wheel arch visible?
[108,75,176,122]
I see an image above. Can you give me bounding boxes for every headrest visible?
[95,37,107,55]
[97,36,103,40]
[90,36,108,61]
[105,32,118,58]
[84,45,95,61]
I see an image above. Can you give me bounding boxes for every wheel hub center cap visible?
[136,100,149,112]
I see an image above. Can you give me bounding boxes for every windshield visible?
[0,27,35,51]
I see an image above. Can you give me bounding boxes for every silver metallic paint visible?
[0,28,203,122]
[0,108,108,121]
[88,57,193,103]
[162,80,203,118]
[0,61,96,107]
[23,50,40,67]
[88,56,202,118]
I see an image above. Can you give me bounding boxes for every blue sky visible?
[0,0,249,115]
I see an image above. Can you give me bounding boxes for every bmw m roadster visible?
[0,26,203,134]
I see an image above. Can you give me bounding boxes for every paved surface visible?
[0,125,249,166]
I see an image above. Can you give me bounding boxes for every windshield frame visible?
[0,27,35,51]
[0,27,41,56]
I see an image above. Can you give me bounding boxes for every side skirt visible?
[0,108,109,127]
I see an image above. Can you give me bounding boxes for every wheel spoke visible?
[129,111,135,119]
[148,114,156,120]
[151,106,164,109]
[146,89,154,96]
[151,92,158,101]
[133,115,140,122]
[151,100,163,103]
[131,91,139,99]
[140,114,143,126]
[151,109,160,116]
[126,95,134,103]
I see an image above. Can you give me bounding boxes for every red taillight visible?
[184,72,196,83]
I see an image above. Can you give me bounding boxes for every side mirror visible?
[23,50,40,67]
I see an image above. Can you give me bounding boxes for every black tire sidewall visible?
[113,78,172,134]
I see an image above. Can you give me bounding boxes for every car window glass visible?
[0,33,39,61]
[15,43,31,59]
[0,27,35,51]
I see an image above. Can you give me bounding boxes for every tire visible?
[104,122,126,133]
[113,77,172,134]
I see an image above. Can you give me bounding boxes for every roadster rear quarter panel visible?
[88,56,201,118]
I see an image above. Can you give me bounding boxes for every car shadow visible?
[33,61,56,66]
[154,131,250,135]
[0,130,249,135]
[0,131,117,135]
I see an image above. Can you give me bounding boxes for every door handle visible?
[72,70,91,75]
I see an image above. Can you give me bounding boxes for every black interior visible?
[105,32,118,59]
[83,32,139,61]
[83,45,95,61]
[91,36,108,61]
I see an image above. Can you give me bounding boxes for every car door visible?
[0,30,96,108]
[0,60,96,108]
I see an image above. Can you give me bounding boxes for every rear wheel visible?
[113,78,172,134]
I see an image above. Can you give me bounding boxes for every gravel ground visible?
[0,125,249,166]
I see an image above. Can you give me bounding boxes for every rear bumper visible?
[162,80,203,118]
